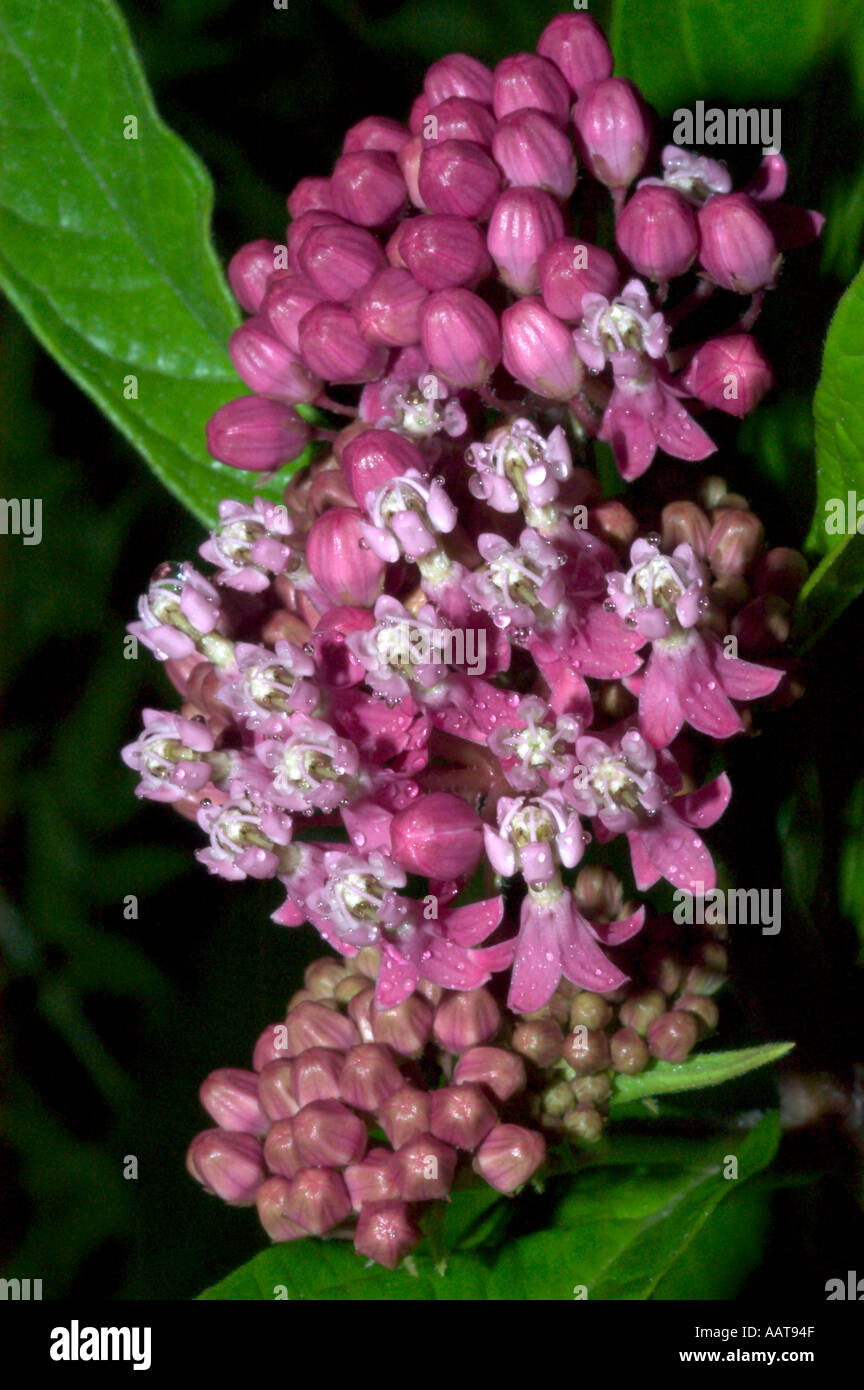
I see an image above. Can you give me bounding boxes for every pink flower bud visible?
[453,1046,527,1101]
[341,428,427,506]
[343,115,411,155]
[258,1060,301,1121]
[492,54,571,126]
[682,334,773,417]
[306,507,386,606]
[354,1200,421,1269]
[424,97,496,147]
[491,109,577,198]
[293,1099,368,1168]
[287,176,334,218]
[537,237,619,321]
[536,13,614,94]
[487,188,565,295]
[287,209,346,271]
[697,193,781,293]
[410,93,431,134]
[282,1166,353,1234]
[298,303,388,383]
[616,185,698,281]
[424,53,494,108]
[284,999,361,1054]
[389,791,484,878]
[253,1021,293,1072]
[400,214,491,291]
[397,136,425,209]
[354,267,428,347]
[186,1129,265,1205]
[297,221,386,302]
[199,1068,268,1136]
[473,1123,546,1193]
[265,275,326,356]
[433,987,501,1053]
[348,985,376,1042]
[388,1133,458,1200]
[421,288,501,387]
[228,239,281,314]
[573,78,650,189]
[263,1118,305,1179]
[339,1043,404,1111]
[206,396,311,472]
[429,1083,498,1151]
[707,508,764,578]
[378,1085,432,1148]
[418,140,502,220]
[229,317,322,404]
[501,298,584,399]
[646,1010,699,1063]
[661,500,712,558]
[290,1047,345,1107]
[344,1149,400,1210]
[255,1175,307,1241]
[371,994,434,1056]
[330,151,406,227]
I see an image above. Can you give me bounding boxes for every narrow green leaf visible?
[610,1043,794,1107]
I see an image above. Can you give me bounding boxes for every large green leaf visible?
[0,0,312,528]
[609,1043,794,1107]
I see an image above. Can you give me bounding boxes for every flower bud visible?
[562,1026,611,1074]
[306,507,386,606]
[453,1046,527,1101]
[341,427,427,506]
[682,941,728,996]
[400,214,491,291]
[343,115,411,155]
[229,317,322,403]
[397,136,425,209]
[421,288,501,388]
[206,396,311,474]
[290,1047,345,1106]
[287,210,346,271]
[293,1099,368,1168]
[568,992,614,1031]
[573,78,650,189]
[339,1043,404,1111]
[330,151,406,227]
[536,13,614,94]
[371,994,434,1057]
[676,994,719,1033]
[698,193,781,293]
[253,1021,293,1071]
[284,999,361,1054]
[354,1200,421,1269]
[682,334,773,417]
[287,176,335,218]
[433,988,501,1053]
[378,1085,432,1148]
[228,239,281,314]
[424,97,496,147]
[732,595,790,652]
[390,792,484,879]
[618,987,666,1035]
[304,957,349,998]
[258,1060,301,1121]
[265,274,326,355]
[501,298,584,399]
[708,509,765,578]
[298,303,388,384]
[255,1175,307,1241]
[186,1129,264,1205]
[282,1167,352,1234]
[492,54,571,126]
[388,1133,458,1200]
[610,1026,649,1075]
[487,188,565,295]
[473,1124,546,1192]
[562,1105,605,1142]
[511,1018,563,1066]
[344,1149,400,1210]
[589,499,638,551]
[753,547,808,602]
[537,237,619,321]
[334,974,371,1005]
[616,185,698,281]
[429,1083,498,1151]
[417,140,502,219]
[491,109,577,198]
[297,221,386,302]
[424,53,494,108]
[354,267,428,347]
[199,1068,268,1136]
[661,500,712,558]
[573,1073,612,1105]
[646,1009,699,1062]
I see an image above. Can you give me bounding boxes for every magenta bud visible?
[293,1099,368,1168]
[428,1083,497,1151]
[487,188,565,295]
[707,509,765,578]
[287,209,346,272]
[753,547,808,602]
[418,139,502,220]
[371,994,434,1057]
[397,136,425,209]
[421,288,501,387]
[536,13,614,95]
[253,1020,293,1072]
[263,1118,305,1179]
[229,317,322,404]
[661,500,712,558]
[330,150,406,227]
[389,791,483,879]
[199,1068,268,1136]
[410,93,431,134]
[491,109,577,198]
[473,1123,546,1193]
[452,1046,527,1101]
[682,334,773,417]
[341,427,427,506]
[186,1129,265,1205]
[646,1010,699,1063]
[697,193,781,293]
[343,115,411,155]
[348,985,376,1043]
[378,1085,432,1148]
[287,176,335,219]
[264,274,326,355]
[573,78,650,189]
[298,302,388,384]
[424,53,494,108]
[400,214,491,291]
[433,987,501,1053]
[306,507,386,606]
[255,1175,308,1242]
[344,1149,400,1210]
[290,1047,345,1107]
[424,97,496,147]
[298,221,386,302]
[207,396,311,473]
[338,1043,404,1111]
[354,267,428,348]
[284,999,361,1054]
[228,239,281,314]
[258,1060,301,1121]
[616,185,699,281]
[354,1200,421,1268]
[501,298,584,400]
[537,237,619,322]
[282,1166,352,1234]
[388,1133,458,1200]
[492,53,571,126]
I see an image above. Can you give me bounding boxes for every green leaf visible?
[777,761,823,919]
[0,0,313,528]
[794,261,864,648]
[609,1043,794,1107]
[839,775,864,959]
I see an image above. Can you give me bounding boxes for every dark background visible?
[1,0,864,1299]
